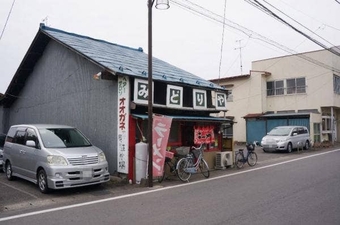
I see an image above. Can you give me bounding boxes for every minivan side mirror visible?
[292,132,298,136]
[26,140,38,148]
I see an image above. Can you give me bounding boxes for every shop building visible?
[0,24,231,181]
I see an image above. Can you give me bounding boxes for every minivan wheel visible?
[37,169,49,194]
[287,143,292,153]
[304,141,310,150]
[5,161,14,181]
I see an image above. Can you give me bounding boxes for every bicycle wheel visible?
[157,163,166,183]
[176,158,191,182]
[235,152,244,169]
[247,152,258,167]
[199,159,210,178]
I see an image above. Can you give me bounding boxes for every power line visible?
[0,0,16,41]
[170,0,340,74]
[277,0,340,32]
[244,0,340,57]
[262,0,338,48]
[218,0,228,84]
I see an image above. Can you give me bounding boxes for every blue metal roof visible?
[41,25,225,91]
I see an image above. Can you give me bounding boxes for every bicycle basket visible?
[175,146,190,155]
[192,149,200,158]
[246,143,255,151]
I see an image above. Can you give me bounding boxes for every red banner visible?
[152,115,173,177]
[194,126,215,144]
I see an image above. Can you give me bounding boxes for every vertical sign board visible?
[215,92,227,110]
[134,78,153,104]
[152,115,173,177]
[166,85,183,108]
[193,89,207,109]
[117,76,129,174]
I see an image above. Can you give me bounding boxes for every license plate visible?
[83,170,93,178]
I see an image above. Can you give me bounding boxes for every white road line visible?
[1,148,339,222]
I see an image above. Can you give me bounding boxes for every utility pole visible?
[235,39,243,75]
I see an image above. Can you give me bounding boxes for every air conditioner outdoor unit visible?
[215,151,233,170]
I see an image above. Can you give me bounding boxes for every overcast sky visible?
[0,0,339,93]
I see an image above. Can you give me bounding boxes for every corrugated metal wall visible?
[246,117,310,144]
[267,119,287,132]
[246,119,266,143]
[6,40,118,173]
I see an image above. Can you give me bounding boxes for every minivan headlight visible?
[47,155,68,166]
[98,152,106,163]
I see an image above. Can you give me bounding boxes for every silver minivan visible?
[261,126,311,153]
[3,124,110,193]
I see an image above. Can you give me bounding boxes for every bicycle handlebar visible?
[191,143,204,151]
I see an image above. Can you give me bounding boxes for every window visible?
[322,116,332,132]
[222,124,233,138]
[26,128,39,148]
[287,77,306,94]
[275,80,284,95]
[168,121,180,144]
[14,131,26,145]
[296,78,306,93]
[267,80,284,96]
[267,81,274,96]
[287,79,296,94]
[226,90,233,102]
[333,74,340,94]
[313,123,321,143]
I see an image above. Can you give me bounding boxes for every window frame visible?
[267,80,284,96]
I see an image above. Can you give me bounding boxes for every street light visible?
[147,0,170,187]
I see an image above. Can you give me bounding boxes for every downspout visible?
[331,107,334,145]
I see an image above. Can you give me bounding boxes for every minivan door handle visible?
[20,150,26,154]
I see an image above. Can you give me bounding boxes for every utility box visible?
[215,151,233,169]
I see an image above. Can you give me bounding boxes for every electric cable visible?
[0,0,16,40]
[171,0,340,74]
[218,0,228,85]
[244,0,340,57]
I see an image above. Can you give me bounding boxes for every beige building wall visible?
[212,48,340,143]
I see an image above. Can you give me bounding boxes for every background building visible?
[211,47,340,146]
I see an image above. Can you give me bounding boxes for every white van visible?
[261,126,311,153]
[3,124,110,193]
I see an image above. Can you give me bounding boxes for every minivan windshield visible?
[39,128,92,148]
[268,127,292,136]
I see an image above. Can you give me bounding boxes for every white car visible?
[0,133,6,170]
[261,126,311,153]
[3,124,110,193]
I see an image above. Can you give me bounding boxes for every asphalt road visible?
[1,147,340,224]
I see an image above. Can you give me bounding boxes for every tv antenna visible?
[235,39,244,75]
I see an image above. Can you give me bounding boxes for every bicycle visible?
[235,143,258,169]
[176,144,210,182]
[157,152,181,183]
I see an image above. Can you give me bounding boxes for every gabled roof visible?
[42,24,224,90]
[1,24,225,107]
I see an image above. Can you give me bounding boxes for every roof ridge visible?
[39,23,144,53]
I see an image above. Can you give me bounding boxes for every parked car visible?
[261,126,311,153]
[2,124,110,193]
[0,133,6,171]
